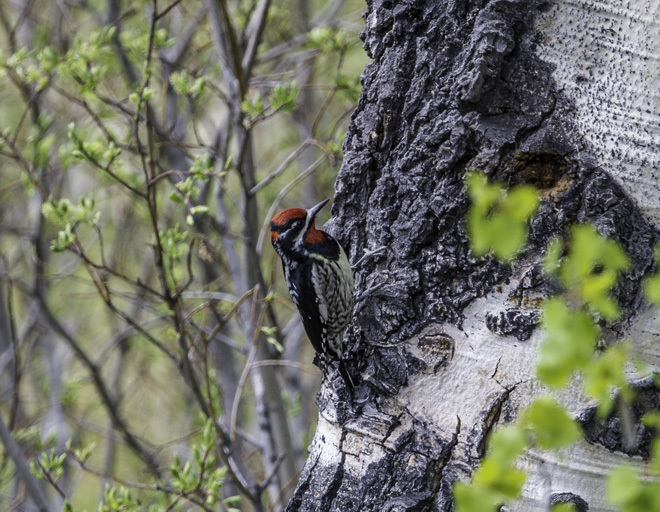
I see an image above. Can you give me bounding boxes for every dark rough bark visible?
[549,492,589,512]
[579,377,660,459]
[287,0,659,510]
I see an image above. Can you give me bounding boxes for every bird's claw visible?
[353,245,388,269]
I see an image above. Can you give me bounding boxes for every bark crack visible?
[474,385,516,461]
[434,418,461,498]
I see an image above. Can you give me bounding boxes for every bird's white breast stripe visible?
[294,214,314,249]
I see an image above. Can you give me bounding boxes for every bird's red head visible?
[270,200,329,246]
[270,208,306,244]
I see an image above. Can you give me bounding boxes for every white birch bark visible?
[510,2,660,510]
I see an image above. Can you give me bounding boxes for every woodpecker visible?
[270,199,355,389]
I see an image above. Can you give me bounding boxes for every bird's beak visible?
[307,198,330,220]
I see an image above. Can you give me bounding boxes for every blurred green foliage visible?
[606,465,660,512]
[536,297,600,388]
[459,171,660,512]
[645,248,660,307]
[551,504,579,512]
[466,170,539,260]
[521,397,581,450]
[545,224,630,320]
[454,426,527,511]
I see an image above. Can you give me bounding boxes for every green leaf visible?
[170,70,190,95]
[73,441,96,463]
[486,425,526,466]
[607,465,642,507]
[645,274,660,306]
[241,92,264,117]
[643,411,660,430]
[537,298,599,388]
[504,185,540,221]
[651,437,660,473]
[270,82,299,113]
[190,153,213,179]
[551,504,578,512]
[266,336,284,353]
[644,247,660,306]
[465,171,539,261]
[154,28,175,48]
[543,237,563,275]
[466,171,498,208]
[466,208,490,257]
[473,460,527,499]
[189,205,209,216]
[521,397,581,450]
[190,77,206,98]
[308,27,350,53]
[491,218,526,260]
[642,412,660,473]
[557,224,629,320]
[224,496,241,506]
[584,343,629,417]
[606,465,660,512]
[454,482,499,512]
[335,72,361,102]
[453,424,527,511]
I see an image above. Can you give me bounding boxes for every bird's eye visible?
[293,220,304,228]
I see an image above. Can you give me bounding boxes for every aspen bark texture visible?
[287,0,660,511]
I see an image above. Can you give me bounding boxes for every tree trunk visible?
[287,0,660,511]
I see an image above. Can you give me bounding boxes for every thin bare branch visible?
[156,0,184,20]
[248,139,313,196]
[241,0,271,78]
[250,359,320,375]
[34,292,162,477]
[256,155,327,253]
[0,409,56,512]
